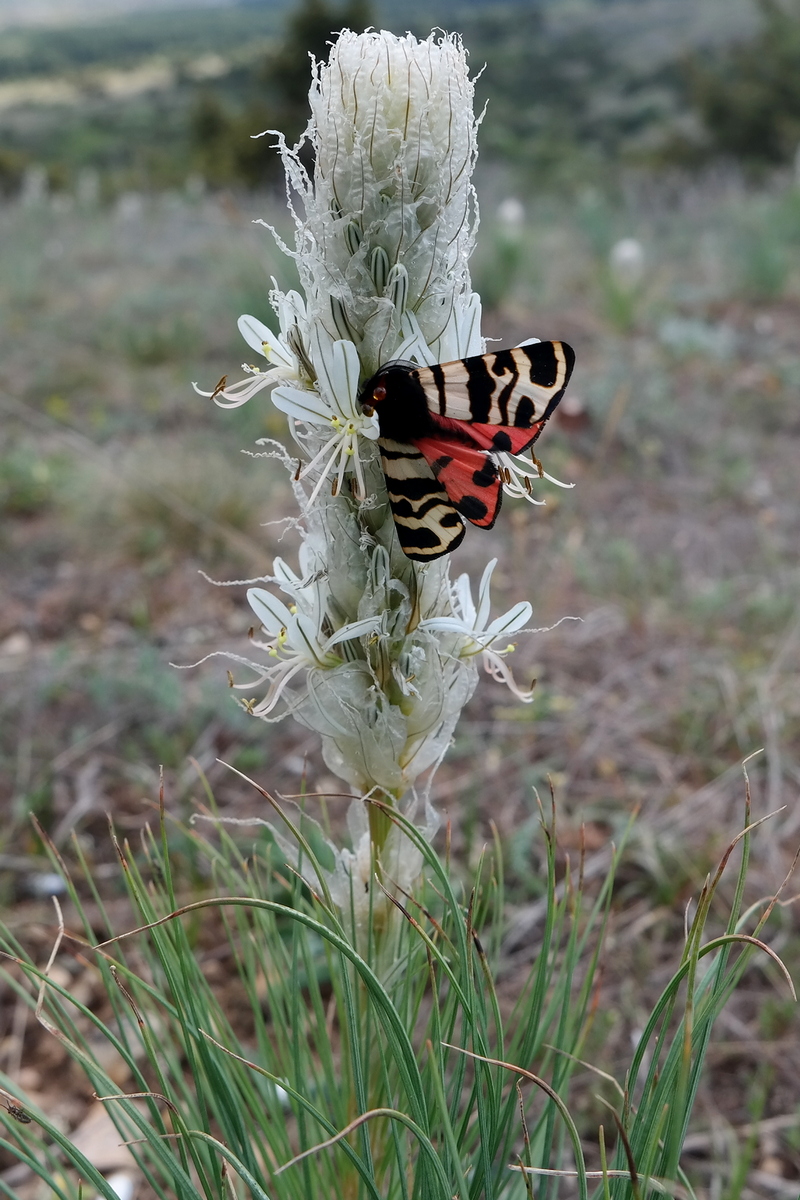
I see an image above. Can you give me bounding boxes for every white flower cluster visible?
[196,31,554,914]
[226,541,532,795]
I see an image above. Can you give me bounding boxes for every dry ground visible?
[1,174,800,1195]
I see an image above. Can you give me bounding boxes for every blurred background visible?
[1,0,800,1183]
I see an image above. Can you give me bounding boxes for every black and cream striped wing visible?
[415,341,574,428]
[378,438,465,560]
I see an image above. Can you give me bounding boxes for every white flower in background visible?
[497,196,525,229]
[609,237,645,290]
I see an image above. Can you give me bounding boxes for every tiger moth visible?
[358,341,575,561]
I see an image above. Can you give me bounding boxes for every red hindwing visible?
[432,419,541,456]
[413,435,503,529]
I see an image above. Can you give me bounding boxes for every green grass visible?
[0,774,791,1199]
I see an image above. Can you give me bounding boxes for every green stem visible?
[368,793,396,860]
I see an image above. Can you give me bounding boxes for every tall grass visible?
[0,764,793,1199]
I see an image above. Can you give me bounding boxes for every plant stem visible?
[368,794,395,860]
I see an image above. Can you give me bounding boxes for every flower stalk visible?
[196,29,562,915]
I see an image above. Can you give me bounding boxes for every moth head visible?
[358,362,419,421]
[359,375,388,416]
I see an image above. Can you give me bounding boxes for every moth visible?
[358,341,575,561]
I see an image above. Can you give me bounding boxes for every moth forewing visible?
[415,341,575,427]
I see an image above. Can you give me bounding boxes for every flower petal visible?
[453,570,477,625]
[238,314,275,356]
[194,372,275,409]
[238,314,295,370]
[482,650,535,702]
[482,601,532,642]
[247,588,294,635]
[310,326,362,422]
[397,312,437,365]
[323,616,383,648]
[474,558,497,631]
[272,384,331,424]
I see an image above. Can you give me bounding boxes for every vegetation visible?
[681,0,800,167]
[4,0,800,194]
[1,191,799,1189]
[189,0,374,186]
[0,2,799,1193]
[0,6,291,80]
[0,779,788,1199]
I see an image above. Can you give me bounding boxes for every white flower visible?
[421,559,536,701]
[271,30,481,372]
[497,197,525,229]
[192,311,301,409]
[245,576,380,717]
[238,312,297,373]
[192,364,272,410]
[497,450,575,504]
[283,540,479,795]
[609,237,645,290]
[270,326,380,504]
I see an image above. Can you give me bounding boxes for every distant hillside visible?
[0,0,775,195]
[0,0,758,46]
[0,0,261,32]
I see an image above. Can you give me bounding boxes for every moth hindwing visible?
[360,340,575,562]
